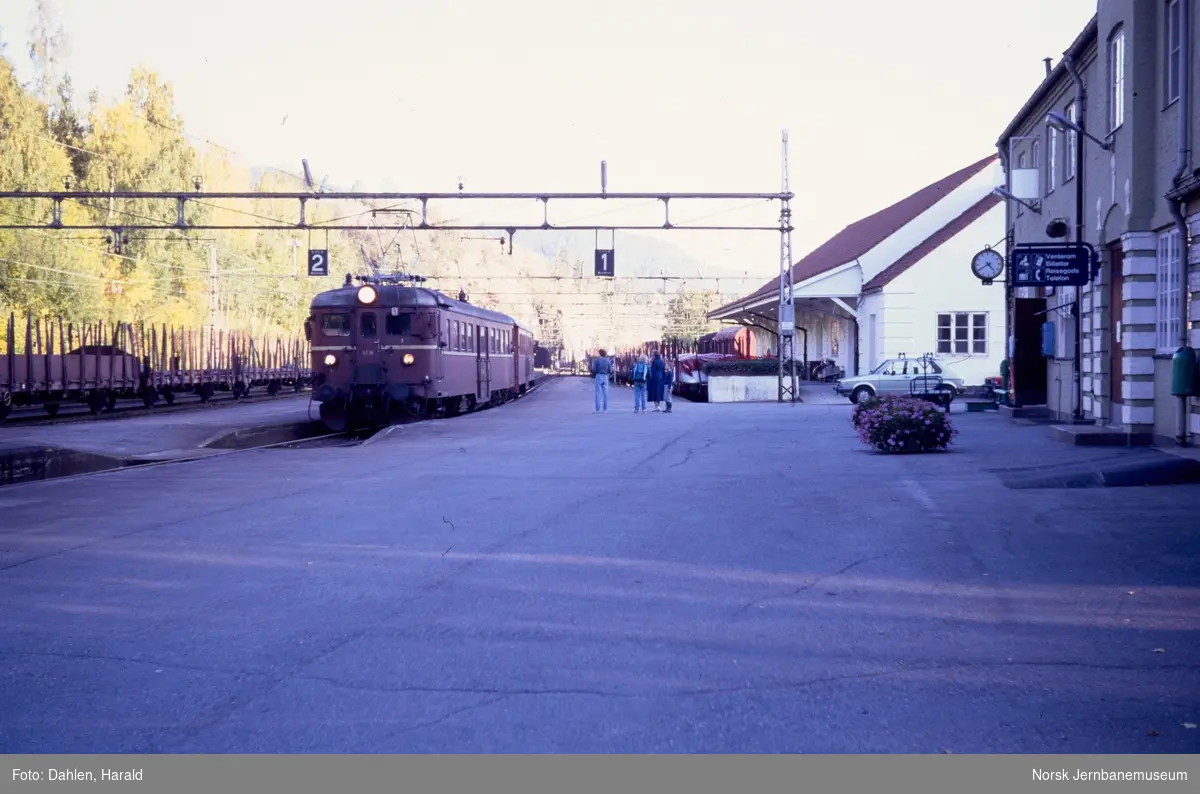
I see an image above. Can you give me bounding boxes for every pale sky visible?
[0,0,1096,275]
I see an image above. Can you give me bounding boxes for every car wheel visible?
[851,386,874,405]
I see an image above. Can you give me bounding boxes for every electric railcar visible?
[305,276,537,431]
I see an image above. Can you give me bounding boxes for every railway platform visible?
[0,395,319,484]
[0,376,1197,753]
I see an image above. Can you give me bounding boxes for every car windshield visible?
[868,359,944,375]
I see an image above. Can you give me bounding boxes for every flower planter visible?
[852,394,958,454]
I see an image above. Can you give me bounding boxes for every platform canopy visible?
[708,154,1002,330]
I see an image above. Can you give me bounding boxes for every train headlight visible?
[402,353,415,366]
[323,354,337,366]
[357,285,377,304]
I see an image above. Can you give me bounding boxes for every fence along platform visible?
[0,312,311,420]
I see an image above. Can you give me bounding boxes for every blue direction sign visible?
[1011,242,1095,287]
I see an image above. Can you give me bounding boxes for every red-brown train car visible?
[698,326,757,358]
[306,276,536,431]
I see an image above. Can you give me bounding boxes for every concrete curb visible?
[359,424,406,446]
[991,451,1200,489]
[202,421,329,450]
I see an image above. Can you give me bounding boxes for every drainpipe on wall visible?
[998,145,1017,406]
[1063,53,1086,422]
[1169,0,1193,445]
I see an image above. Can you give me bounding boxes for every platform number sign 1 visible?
[594,248,615,278]
[307,249,329,277]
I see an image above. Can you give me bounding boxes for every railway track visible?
[0,387,310,428]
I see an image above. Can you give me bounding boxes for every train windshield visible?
[321,313,351,337]
[385,313,411,336]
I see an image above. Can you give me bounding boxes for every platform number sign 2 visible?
[594,248,615,278]
[308,249,329,277]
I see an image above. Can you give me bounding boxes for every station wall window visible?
[1065,101,1077,180]
[1109,25,1126,131]
[936,312,988,355]
[1156,228,1182,352]
[1166,0,1182,104]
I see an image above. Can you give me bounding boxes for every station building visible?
[708,156,1008,388]
[995,3,1200,446]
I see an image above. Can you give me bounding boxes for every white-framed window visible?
[1166,0,1182,104]
[1156,228,1182,351]
[1065,101,1077,180]
[1047,126,1058,194]
[1109,26,1126,131]
[1016,151,1027,215]
[936,312,988,355]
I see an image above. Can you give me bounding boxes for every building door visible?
[1012,297,1048,406]
[355,310,383,386]
[1109,244,1124,418]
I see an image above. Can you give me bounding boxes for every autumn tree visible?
[663,290,718,341]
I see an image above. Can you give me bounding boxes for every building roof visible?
[709,154,999,317]
[861,193,1002,293]
[995,15,1098,148]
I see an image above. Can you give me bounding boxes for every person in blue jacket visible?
[630,354,649,413]
[647,350,666,411]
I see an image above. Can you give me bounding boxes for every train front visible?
[305,279,440,431]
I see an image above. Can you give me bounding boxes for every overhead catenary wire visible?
[6,113,772,340]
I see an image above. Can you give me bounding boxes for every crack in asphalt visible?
[387,696,511,738]
[635,429,693,469]
[735,553,892,615]
[670,439,715,469]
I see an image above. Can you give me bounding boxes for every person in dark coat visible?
[647,351,666,411]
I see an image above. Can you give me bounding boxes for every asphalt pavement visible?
[0,377,1196,753]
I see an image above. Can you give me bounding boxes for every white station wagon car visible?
[834,357,966,405]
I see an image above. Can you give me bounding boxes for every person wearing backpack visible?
[631,354,649,413]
